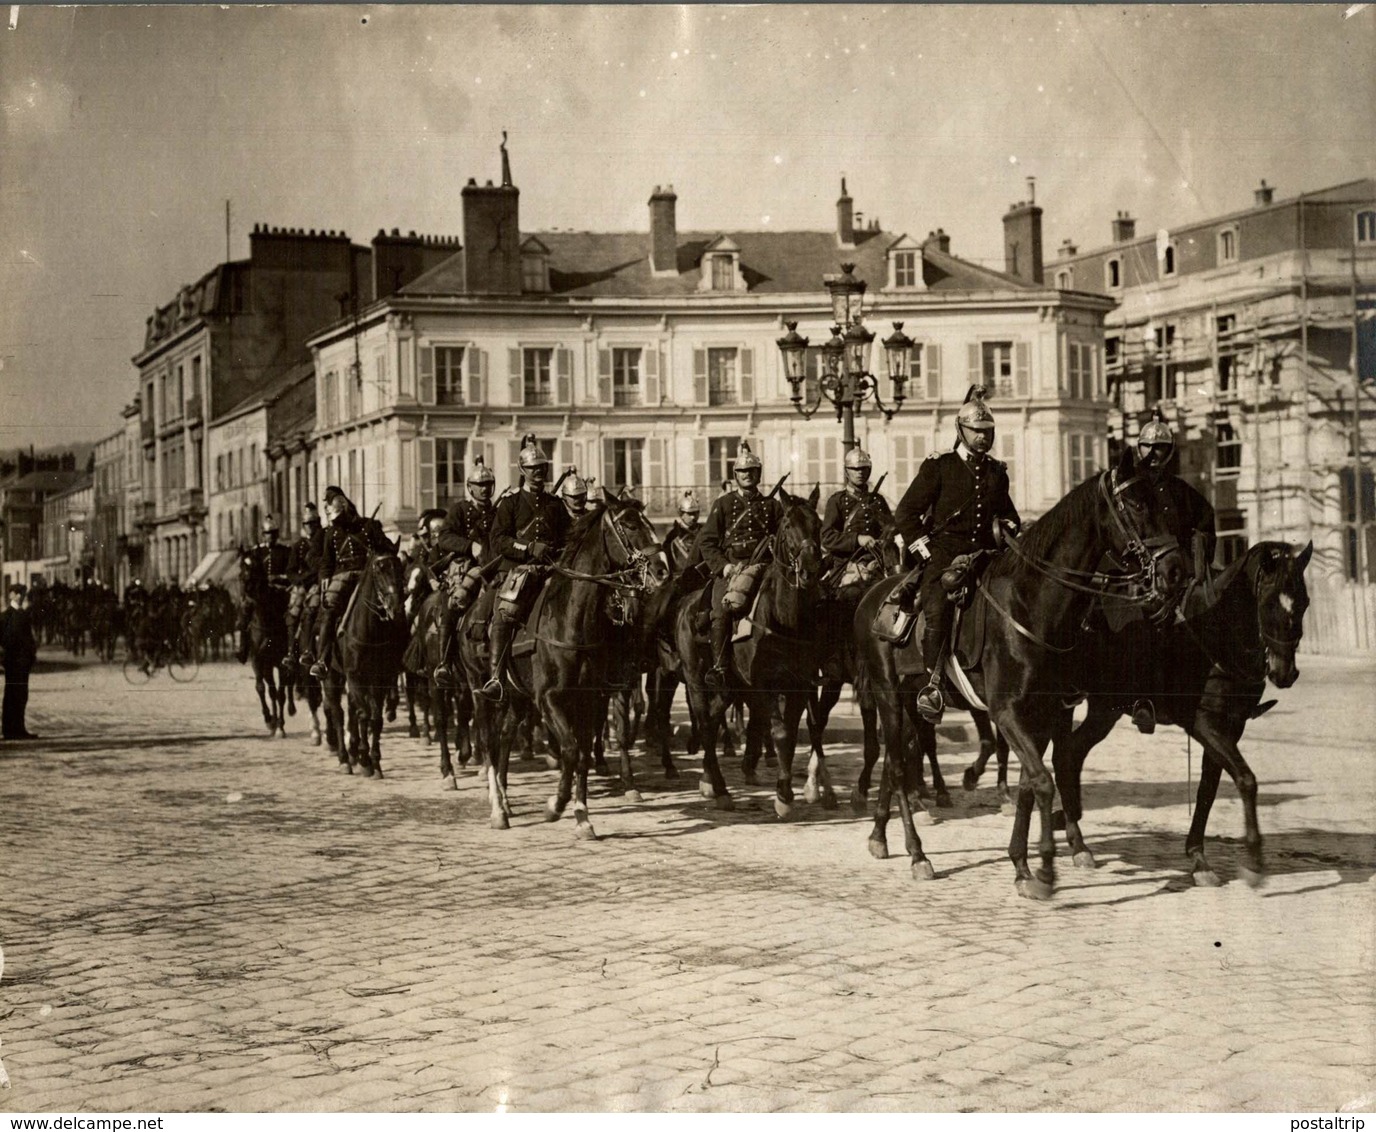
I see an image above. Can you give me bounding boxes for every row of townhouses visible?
[9,147,1373,620]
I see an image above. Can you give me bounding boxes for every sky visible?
[2,3,1373,449]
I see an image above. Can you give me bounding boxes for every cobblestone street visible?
[1,651,1373,1113]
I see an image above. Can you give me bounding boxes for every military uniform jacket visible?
[1155,475,1217,567]
[287,529,325,587]
[319,513,391,581]
[697,489,784,574]
[254,541,292,581]
[489,488,571,571]
[662,520,701,574]
[821,488,894,559]
[436,498,495,562]
[894,449,1020,554]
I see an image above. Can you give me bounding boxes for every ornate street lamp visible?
[776,263,913,449]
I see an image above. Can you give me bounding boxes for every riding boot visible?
[916,627,947,723]
[1131,699,1157,734]
[309,608,337,679]
[481,616,514,701]
[706,615,731,689]
[434,611,457,688]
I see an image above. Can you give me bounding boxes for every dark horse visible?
[238,549,290,737]
[1050,540,1312,886]
[458,495,669,836]
[404,577,475,787]
[675,487,826,817]
[321,546,409,777]
[854,449,1191,897]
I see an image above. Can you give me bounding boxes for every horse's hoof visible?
[935,792,953,809]
[850,789,869,816]
[1072,850,1097,869]
[742,770,760,787]
[362,765,375,779]
[386,707,397,723]
[803,782,821,805]
[867,836,888,860]
[1015,876,1054,901]
[662,764,679,781]
[912,859,936,881]
[698,778,714,799]
[424,735,434,747]
[545,797,562,822]
[542,755,560,772]
[821,787,838,811]
[286,701,296,717]
[442,774,457,792]
[714,794,734,812]
[340,762,353,775]
[574,821,598,841]
[594,762,612,778]
[1238,864,1266,889]
[773,798,792,820]
[913,809,937,827]
[491,813,510,830]
[962,767,980,791]
[276,727,287,739]
[1000,801,1018,818]
[624,789,643,804]
[1192,869,1223,888]
[373,766,384,780]
[311,731,322,748]
[408,725,420,739]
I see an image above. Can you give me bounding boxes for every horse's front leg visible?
[1051,702,1115,869]
[771,690,808,820]
[540,687,584,832]
[995,706,1057,900]
[1190,712,1263,885]
[437,683,457,789]
[851,697,881,814]
[1184,752,1226,886]
[370,691,386,780]
[572,706,599,841]
[611,690,642,804]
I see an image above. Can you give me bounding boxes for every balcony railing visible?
[177,488,206,517]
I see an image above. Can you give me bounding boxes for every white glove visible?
[857,534,876,549]
[909,537,932,562]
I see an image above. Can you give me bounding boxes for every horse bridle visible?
[768,516,819,591]
[549,505,664,594]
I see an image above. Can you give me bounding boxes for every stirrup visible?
[480,676,504,702]
[915,682,944,724]
[1131,700,1156,735]
[433,664,456,689]
[309,661,327,679]
[705,664,727,689]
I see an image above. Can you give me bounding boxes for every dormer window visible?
[521,236,550,293]
[1106,257,1122,290]
[698,236,743,293]
[885,235,924,291]
[1217,225,1239,265]
[1356,210,1375,245]
[1162,241,1176,276]
[1055,268,1073,290]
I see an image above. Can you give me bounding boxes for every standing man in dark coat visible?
[894,387,1021,721]
[1,584,39,740]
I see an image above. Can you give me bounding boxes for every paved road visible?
[1,651,1372,1113]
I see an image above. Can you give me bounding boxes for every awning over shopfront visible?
[185,549,239,589]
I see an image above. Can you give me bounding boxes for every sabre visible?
[766,472,791,500]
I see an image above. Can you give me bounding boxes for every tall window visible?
[711,255,734,291]
[894,251,918,288]
[610,439,644,490]
[436,347,464,406]
[191,355,202,400]
[1218,226,1238,264]
[323,371,337,427]
[175,364,185,413]
[436,438,466,506]
[1358,210,1376,245]
[707,437,739,489]
[1055,268,1072,290]
[1153,324,1179,401]
[345,364,362,420]
[1107,258,1122,289]
[613,348,642,407]
[1066,342,1095,400]
[1068,434,1097,485]
[707,348,739,406]
[982,341,1013,397]
[1162,243,1176,276]
[522,256,548,292]
[523,348,554,407]
[1217,314,1238,396]
[1216,421,1241,473]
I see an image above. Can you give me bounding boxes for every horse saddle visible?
[336,578,364,637]
[874,601,916,646]
[953,586,989,670]
[510,581,552,660]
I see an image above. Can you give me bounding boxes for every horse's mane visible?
[1004,472,1103,569]
[558,499,647,565]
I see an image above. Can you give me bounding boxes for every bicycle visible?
[123,628,201,685]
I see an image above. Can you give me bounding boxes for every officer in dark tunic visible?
[697,442,784,688]
[894,386,1021,721]
[662,491,702,576]
[307,486,393,678]
[820,447,893,583]
[481,441,572,700]
[1126,408,1218,733]
[432,455,497,686]
[237,514,290,664]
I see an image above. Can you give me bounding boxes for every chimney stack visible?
[649,184,678,276]
[837,176,854,248]
[1058,237,1078,258]
[1254,179,1275,206]
[923,228,951,255]
[461,135,521,295]
[1112,211,1137,242]
[1002,200,1044,284]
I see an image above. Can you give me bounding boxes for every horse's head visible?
[237,545,262,593]
[600,495,670,592]
[1106,448,1191,624]
[364,543,407,623]
[773,486,824,590]
[1248,540,1310,688]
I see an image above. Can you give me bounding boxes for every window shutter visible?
[418,346,435,406]
[644,346,660,406]
[418,437,435,511]
[739,347,755,404]
[648,437,666,488]
[507,440,522,492]
[1015,342,1031,397]
[508,348,523,407]
[1064,339,1076,398]
[824,435,840,487]
[693,437,708,496]
[467,346,484,405]
[693,349,708,404]
[398,343,414,399]
[557,347,572,405]
[805,436,820,489]
[967,343,981,392]
[598,348,613,406]
[603,438,617,488]
[558,439,573,473]
[926,344,942,401]
[892,435,908,485]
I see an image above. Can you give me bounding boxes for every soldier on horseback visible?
[283,503,325,673]
[698,441,783,689]
[430,454,497,688]
[237,514,290,664]
[1126,408,1218,733]
[480,440,572,700]
[821,447,893,589]
[894,386,1021,722]
[558,467,594,518]
[307,487,393,679]
[662,491,702,575]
